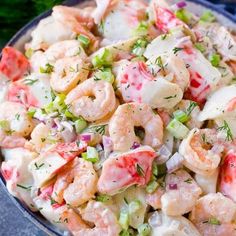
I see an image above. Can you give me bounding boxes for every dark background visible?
[0,0,235,236]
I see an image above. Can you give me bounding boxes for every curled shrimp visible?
[52,157,98,207]
[52,6,96,42]
[0,101,33,148]
[30,39,86,72]
[165,54,190,91]
[190,193,236,236]
[161,170,202,216]
[146,187,165,210]
[50,57,89,94]
[65,78,116,122]
[61,200,121,236]
[109,102,163,151]
[179,128,222,176]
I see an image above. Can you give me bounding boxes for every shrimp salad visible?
[1,0,236,235]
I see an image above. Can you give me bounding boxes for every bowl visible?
[0,0,235,235]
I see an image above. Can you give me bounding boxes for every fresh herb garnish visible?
[136,163,145,177]
[16,184,32,191]
[34,162,45,170]
[124,197,129,205]
[217,120,233,141]
[24,78,38,85]
[40,63,54,74]
[87,124,107,135]
[155,56,165,72]
[96,194,110,202]
[164,94,177,99]
[15,113,20,120]
[50,196,58,205]
[184,178,193,184]
[201,133,206,143]
[186,101,197,116]
[173,47,183,54]
[203,217,221,225]
[161,34,167,40]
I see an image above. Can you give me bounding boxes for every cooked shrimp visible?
[50,57,89,94]
[161,170,202,216]
[52,6,96,42]
[27,16,76,51]
[165,54,190,91]
[61,200,121,236]
[150,211,201,236]
[109,102,163,151]
[26,123,57,153]
[97,146,156,195]
[65,78,116,121]
[146,187,165,209]
[52,158,98,207]
[30,40,86,72]
[179,128,222,175]
[190,193,236,236]
[219,151,236,202]
[92,0,117,24]
[0,101,34,148]
[195,168,219,194]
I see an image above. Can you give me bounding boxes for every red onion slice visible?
[131,142,141,149]
[169,183,178,190]
[166,152,184,173]
[80,134,92,142]
[176,1,187,8]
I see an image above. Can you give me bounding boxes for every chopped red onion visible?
[131,142,141,149]
[176,1,187,8]
[61,128,76,143]
[103,136,113,148]
[102,135,113,157]
[169,183,178,190]
[156,145,171,164]
[80,134,92,142]
[148,211,162,227]
[166,152,184,173]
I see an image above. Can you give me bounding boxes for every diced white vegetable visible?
[166,152,184,173]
